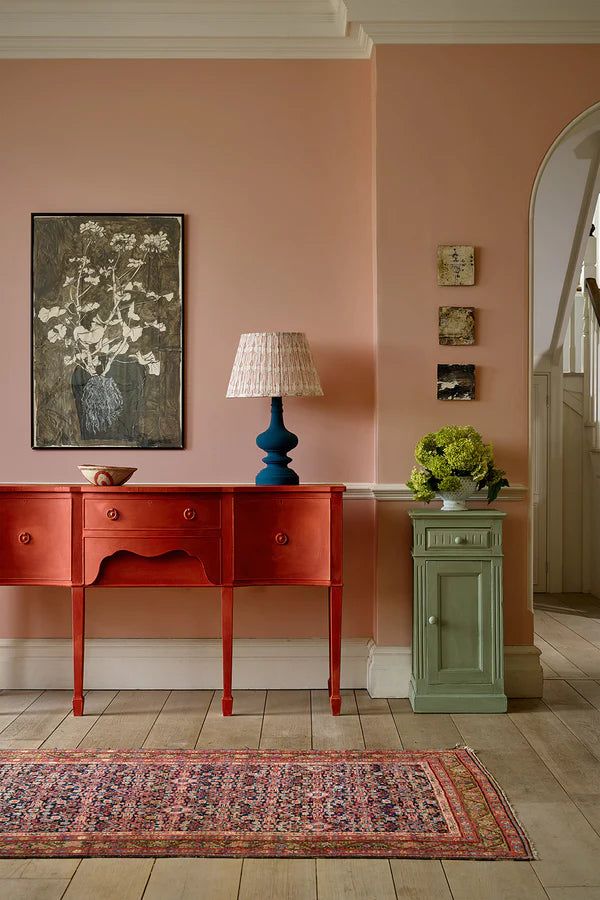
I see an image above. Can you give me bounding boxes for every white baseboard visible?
[0,639,543,698]
[366,642,412,697]
[504,644,544,698]
[0,638,369,691]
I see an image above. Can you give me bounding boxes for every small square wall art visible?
[439,306,475,345]
[437,364,475,400]
[437,245,475,286]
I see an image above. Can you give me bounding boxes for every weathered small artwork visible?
[439,306,475,345]
[32,214,183,448]
[437,364,476,400]
[437,245,475,286]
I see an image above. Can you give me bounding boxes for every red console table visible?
[0,484,344,716]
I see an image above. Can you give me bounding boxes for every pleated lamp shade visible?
[226,332,323,398]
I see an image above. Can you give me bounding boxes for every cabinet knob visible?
[428,615,438,625]
[183,507,196,521]
[18,532,31,544]
[106,508,119,521]
[454,535,467,545]
[275,532,289,545]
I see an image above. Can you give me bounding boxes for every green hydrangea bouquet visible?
[407,425,509,504]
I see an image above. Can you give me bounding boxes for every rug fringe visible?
[452,744,537,860]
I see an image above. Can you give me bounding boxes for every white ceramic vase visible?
[437,476,478,511]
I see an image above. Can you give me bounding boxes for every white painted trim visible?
[504,644,543,699]
[360,20,600,45]
[0,21,372,59]
[366,642,411,698]
[0,638,369,691]
[0,638,543,698]
[343,483,528,502]
[3,1,600,58]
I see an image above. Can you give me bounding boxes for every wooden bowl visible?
[78,465,137,487]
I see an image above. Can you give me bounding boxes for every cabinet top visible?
[0,484,346,494]
[409,508,506,519]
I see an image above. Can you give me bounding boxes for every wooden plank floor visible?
[1,594,600,898]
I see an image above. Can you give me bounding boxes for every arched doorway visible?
[530,102,600,674]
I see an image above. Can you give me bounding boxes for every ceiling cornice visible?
[1,1,600,59]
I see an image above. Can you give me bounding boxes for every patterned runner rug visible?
[0,747,534,859]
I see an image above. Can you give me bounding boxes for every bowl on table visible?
[77,465,137,487]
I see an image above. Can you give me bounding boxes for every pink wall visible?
[0,60,375,639]
[374,44,600,646]
[4,48,600,649]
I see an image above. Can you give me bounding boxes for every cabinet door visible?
[425,559,492,685]
[233,495,330,583]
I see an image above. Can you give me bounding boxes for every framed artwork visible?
[439,306,475,345]
[31,213,183,449]
[437,245,475,286]
[437,364,475,400]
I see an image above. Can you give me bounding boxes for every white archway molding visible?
[532,112,600,368]
[529,100,600,600]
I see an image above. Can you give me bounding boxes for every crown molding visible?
[0,27,371,59]
[2,0,600,58]
[0,1,371,59]
[361,20,600,45]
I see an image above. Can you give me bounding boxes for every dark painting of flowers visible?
[32,214,183,448]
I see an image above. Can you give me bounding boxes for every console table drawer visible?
[234,495,330,582]
[84,495,220,531]
[0,497,71,582]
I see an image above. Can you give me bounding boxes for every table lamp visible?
[226,332,323,485]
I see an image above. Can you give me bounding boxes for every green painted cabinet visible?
[409,510,507,713]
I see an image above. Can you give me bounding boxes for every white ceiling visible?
[1,0,600,58]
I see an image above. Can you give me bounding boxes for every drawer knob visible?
[275,532,289,545]
[106,508,119,521]
[428,615,438,626]
[454,536,467,545]
[18,532,31,544]
[183,507,197,521]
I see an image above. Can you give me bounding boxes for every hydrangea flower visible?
[408,426,509,503]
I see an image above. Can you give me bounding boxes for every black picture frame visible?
[31,213,184,449]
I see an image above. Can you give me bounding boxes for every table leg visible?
[327,590,332,697]
[221,586,233,716]
[329,585,342,715]
[72,586,85,717]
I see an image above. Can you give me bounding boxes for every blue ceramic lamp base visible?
[256,397,299,485]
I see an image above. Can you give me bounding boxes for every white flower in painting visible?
[38,306,66,322]
[80,221,105,238]
[122,323,143,343]
[48,324,67,342]
[127,304,140,321]
[133,350,161,376]
[146,291,159,299]
[140,231,169,254]
[73,324,105,346]
[127,258,144,268]
[84,275,100,285]
[63,276,74,286]
[148,319,166,332]
[162,292,174,302]
[110,233,136,252]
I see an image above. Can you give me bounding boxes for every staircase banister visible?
[584,277,600,327]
